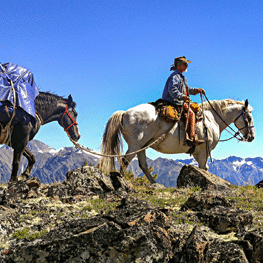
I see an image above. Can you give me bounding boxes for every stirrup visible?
[186,134,204,147]
[192,134,205,146]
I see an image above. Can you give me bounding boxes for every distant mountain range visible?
[0,140,262,186]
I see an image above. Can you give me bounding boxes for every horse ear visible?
[67,94,73,106]
[245,99,249,108]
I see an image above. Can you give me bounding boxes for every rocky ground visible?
[0,165,263,262]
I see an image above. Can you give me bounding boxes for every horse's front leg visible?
[21,147,35,179]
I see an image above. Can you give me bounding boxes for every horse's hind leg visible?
[120,148,137,176]
[9,125,30,182]
[137,150,156,184]
[21,147,35,179]
[120,157,129,176]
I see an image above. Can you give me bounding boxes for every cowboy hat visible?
[174,56,191,64]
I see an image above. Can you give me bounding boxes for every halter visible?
[61,101,78,137]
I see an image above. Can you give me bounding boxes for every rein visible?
[202,94,250,142]
[61,102,78,137]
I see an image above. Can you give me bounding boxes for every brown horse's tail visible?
[99,110,125,173]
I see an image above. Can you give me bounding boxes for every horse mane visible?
[35,91,77,108]
[201,99,247,116]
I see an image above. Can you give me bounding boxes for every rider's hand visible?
[198,89,206,95]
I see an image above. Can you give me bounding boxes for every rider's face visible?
[177,63,188,73]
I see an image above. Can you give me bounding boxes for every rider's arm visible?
[188,87,206,95]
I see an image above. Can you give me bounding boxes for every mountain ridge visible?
[0,140,262,186]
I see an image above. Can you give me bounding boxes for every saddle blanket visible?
[0,63,39,119]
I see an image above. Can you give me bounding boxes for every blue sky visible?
[1,0,262,161]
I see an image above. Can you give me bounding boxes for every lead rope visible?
[70,120,176,158]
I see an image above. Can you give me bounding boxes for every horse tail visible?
[99,110,125,173]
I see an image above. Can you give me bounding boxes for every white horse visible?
[99,99,255,184]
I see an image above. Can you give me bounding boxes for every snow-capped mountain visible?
[0,140,262,186]
[0,140,100,184]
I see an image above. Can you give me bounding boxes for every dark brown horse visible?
[1,91,80,182]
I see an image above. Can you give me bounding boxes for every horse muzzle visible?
[67,125,81,142]
[246,134,254,142]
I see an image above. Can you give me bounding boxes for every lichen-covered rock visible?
[1,197,174,262]
[180,190,253,234]
[181,191,232,211]
[0,165,261,262]
[241,231,263,263]
[65,166,134,196]
[205,239,249,263]
[197,206,253,234]
[177,165,232,191]
[172,226,209,262]
[0,167,134,205]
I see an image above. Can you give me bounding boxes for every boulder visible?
[65,166,134,196]
[241,231,263,262]
[255,180,263,188]
[173,226,209,262]
[181,191,232,211]
[177,165,232,191]
[181,191,253,234]
[205,239,249,263]
[197,206,253,234]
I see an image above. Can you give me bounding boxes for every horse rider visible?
[162,56,206,147]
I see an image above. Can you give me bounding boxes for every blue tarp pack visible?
[0,63,39,124]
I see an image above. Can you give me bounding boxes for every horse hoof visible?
[18,175,29,182]
[8,178,17,184]
[18,173,29,181]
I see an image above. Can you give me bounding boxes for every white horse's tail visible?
[99,110,125,173]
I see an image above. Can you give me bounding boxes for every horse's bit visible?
[61,102,78,137]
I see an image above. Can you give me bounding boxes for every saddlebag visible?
[160,105,180,122]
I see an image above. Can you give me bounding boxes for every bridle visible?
[202,94,254,142]
[233,108,254,141]
[61,101,78,137]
